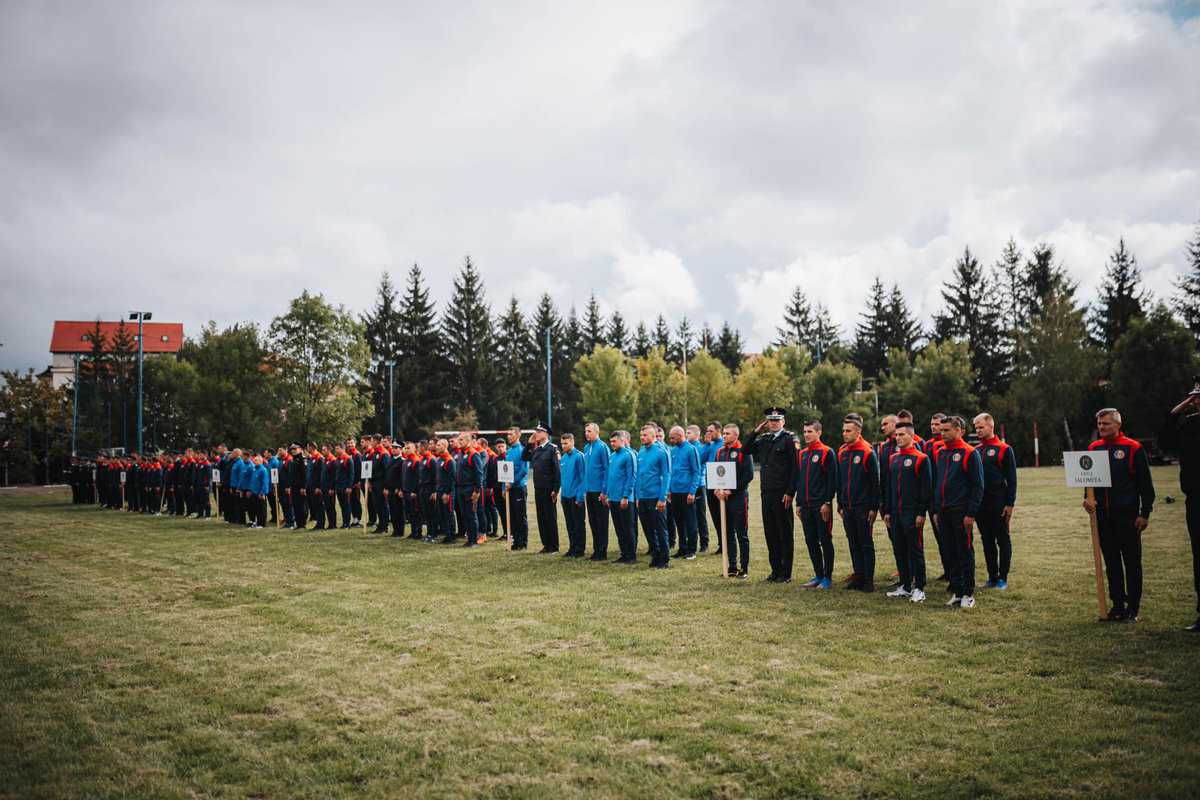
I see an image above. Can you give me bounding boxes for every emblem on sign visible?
[1115,450,1125,460]
[1080,455,1093,470]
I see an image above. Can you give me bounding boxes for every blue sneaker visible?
[995,579,1008,590]
[983,579,998,589]
[818,578,832,590]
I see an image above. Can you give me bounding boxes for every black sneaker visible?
[1185,617,1200,632]
[589,554,607,561]
[463,540,477,548]
[1103,609,1125,622]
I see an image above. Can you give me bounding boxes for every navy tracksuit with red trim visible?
[836,439,880,588]
[933,439,984,598]
[435,453,458,540]
[976,436,1018,583]
[796,441,838,580]
[714,441,754,574]
[883,446,933,592]
[1086,435,1155,617]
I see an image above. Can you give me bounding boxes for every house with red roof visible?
[46,320,184,389]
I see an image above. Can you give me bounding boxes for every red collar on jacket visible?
[840,439,871,455]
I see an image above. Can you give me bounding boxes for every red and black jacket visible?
[977,436,1017,512]
[1086,435,1155,517]
[932,439,984,516]
[883,446,932,517]
[836,439,880,513]
[795,441,837,508]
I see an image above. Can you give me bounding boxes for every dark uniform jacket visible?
[796,441,838,508]
[932,439,984,516]
[976,436,1017,513]
[713,441,754,498]
[743,428,797,495]
[1085,435,1155,517]
[836,439,880,513]
[522,442,561,490]
[883,445,933,517]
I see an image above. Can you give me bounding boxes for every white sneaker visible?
[946,595,962,607]
[960,596,975,609]
[910,588,926,603]
[886,587,912,598]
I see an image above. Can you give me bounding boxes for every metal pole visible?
[71,354,80,456]
[136,314,144,454]
[682,346,688,427]
[388,361,395,439]
[545,328,552,429]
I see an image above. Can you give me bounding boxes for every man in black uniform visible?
[1163,381,1200,631]
[743,407,798,583]
[523,423,561,553]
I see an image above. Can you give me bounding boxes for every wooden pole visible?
[506,487,512,551]
[274,484,281,529]
[214,482,220,519]
[363,479,369,532]
[1086,487,1107,619]
[720,496,729,578]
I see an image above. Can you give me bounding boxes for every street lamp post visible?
[71,353,80,456]
[545,328,552,429]
[388,361,395,440]
[129,311,152,454]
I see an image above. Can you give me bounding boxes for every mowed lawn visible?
[1,467,1198,800]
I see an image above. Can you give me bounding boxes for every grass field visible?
[1,466,1198,799]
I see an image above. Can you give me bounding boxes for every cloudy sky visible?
[2,0,1199,373]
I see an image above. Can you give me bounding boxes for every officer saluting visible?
[743,406,798,583]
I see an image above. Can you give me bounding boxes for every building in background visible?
[46,320,184,389]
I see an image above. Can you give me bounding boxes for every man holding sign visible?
[713,423,754,578]
[1082,408,1155,623]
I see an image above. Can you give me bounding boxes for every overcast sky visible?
[2,0,1199,374]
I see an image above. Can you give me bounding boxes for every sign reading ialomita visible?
[497,460,514,484]
[706,461,736,491]
[1063,451,1113,488]
[360,460,373,479]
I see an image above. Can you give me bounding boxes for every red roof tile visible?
[50,321,184,354]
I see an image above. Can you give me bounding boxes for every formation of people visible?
[67,398,1177,622]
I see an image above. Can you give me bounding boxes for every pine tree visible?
[631,322,652,359]
[1025,243,1076,320]
[560,307,584,430]
[442,256,496,426]
[582,294,605,354]
[1089,237,1150,353]
[774,286,814,348]
[932,247,1008,400]
[1172,222,1200,351]
[493,296,536,425]
[711,321,745,374]
[606,311,629,353]
[884,283,922,361]
[530,293,566,428]
[851,277,889,379]
[810,303,841,363]
[396,263,446,436]
[993,237,1024,373]
[672,317,695,366]
[361,272,403,435]
[652,315,672,354]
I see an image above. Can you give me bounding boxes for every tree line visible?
[4,224,1200,484]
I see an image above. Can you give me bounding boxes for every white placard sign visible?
[120,471,127,484]
[270,468,279,484]
[1063,451,1112,488]
[360,460,373,479]
[706,461,736,491]
[212,468,221,484]
[497,460,515,484]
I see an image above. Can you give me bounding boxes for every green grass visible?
[1,466,1197,799]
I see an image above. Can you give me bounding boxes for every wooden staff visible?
[274,483,281,529]
[363,479,369,532]
[720,495,729,578]
[1086,487,1107,619]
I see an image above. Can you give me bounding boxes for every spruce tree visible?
[494,296,536,425]
[711,322,745,374]
[810,303,841,363]
[631,322,652,359]
[582,293,605,354]
[932,247,1008,400]
[530,293,566,428]
[397,263,446,436]
[993,237,1024,373]
[652,315,672,354]
[884,283,922,360]
[774,286,813,348]
[606,311,629,353]
[851,277,889,379]
[361,272,403,434]
[1025,243,1076,320]
[442,257,496,425]
[1089,237,1150,353]
[672,317,695,365]
[1172,221,1200,351]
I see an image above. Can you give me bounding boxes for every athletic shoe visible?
[801,577,821,589]
[1121,613,1138,624]
[818,578,832,590]
[983,579,998,589]
[672,550,686,559]
[934,573,948,582]
[736,570,748,580]
[886,587,912,598]
[960,596,975,609]
[653,562,670,569]
[995,579,1008,590]
[1185,618,1200,632]
[589,554,607,561]
[858,581,874,592]
[842,580,860,591]
[477,535,487,544]
[841,573,859,585]
[699,544,708,553]
[910,588,926,603]
[463,540,477,548]
[946,595,962,607]
[684,554,697,561]
[1104,609,1124,622]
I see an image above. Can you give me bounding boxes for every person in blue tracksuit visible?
[230,450,248,525]
[559,433,587,557]
[249,454,271,528]
[504,427,530,550]
[266,450,282,525]
[583,423,611,560]
[882,422,933,601]
[701,424,724,552]
[686,425,711,552]
[434,439,458,542]
[669,426,703,559]
[932,416,985,608]
[636,424,672,568]
[604,430,637,563]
